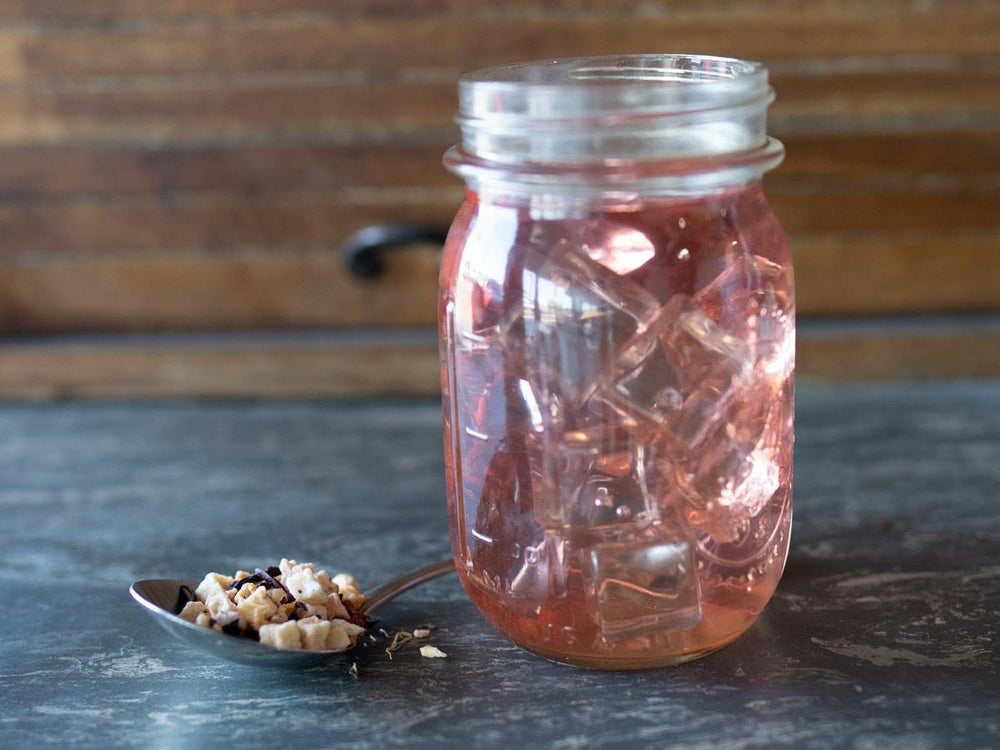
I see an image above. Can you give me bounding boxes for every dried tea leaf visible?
[385,630,413,659]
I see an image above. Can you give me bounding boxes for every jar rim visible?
[462,54,764,83]
[450,54,782,189]
[458,54,771,125]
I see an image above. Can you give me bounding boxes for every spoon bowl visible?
[131,558,455,667]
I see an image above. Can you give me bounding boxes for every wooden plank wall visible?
[0,1,997,398]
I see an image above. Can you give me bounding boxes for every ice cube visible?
[675,390,787,545]
[583,537,701,642]
[529,427,602,529]
[694,252,794,381]
[574,223,656,276]
[679,453,779,544]
[619,349,787,549]
[455,326,547,458]
[517,239,660,406]
[756,284,795,382]
[596,341,683,439]
[596,294,752,448]
[727,443,780,518]
[530,424,657,532]
[454,325,506,439]
[689,482,792,569]
[509,532,568,611]
[571,468,656,530]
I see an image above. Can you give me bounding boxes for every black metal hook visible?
[341,223,449,279]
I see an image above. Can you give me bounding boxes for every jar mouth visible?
[459,55,768,118]
[453,54,780,180]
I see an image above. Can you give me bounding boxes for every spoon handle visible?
[361,557,456,615]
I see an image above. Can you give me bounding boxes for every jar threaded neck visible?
[447,54,784,194]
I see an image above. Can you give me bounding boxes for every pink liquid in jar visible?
[440,55,793,668]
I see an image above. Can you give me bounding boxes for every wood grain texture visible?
[0,68,995,146]
[0,334,442,399]
[0,1,979,25]
[799,328,1000,382]
[0,198,460,254]
[794,232,1000,317]
[1,10,997,80]
[0,246,443,332]
[0,80,457,146]
[0,130,994,199]
[0,0,338,23]
[0,231,997,334]
[2,318,999,399]
[0,176,994,256]
[0,0,995,388]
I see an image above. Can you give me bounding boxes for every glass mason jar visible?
[439,55,794,669]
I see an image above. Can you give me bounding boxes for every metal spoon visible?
[130,558,455,667]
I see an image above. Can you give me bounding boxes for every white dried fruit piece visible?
[332,573,358,590]
[205,593,239,625]
[412,628,432,638]
[420,645,447,658]
[236,586,278,631]
[178,601,209,623]
[326,592,350,620]
[195,573,231,602]
[284,569,326,605]
[333,574,366,609]
[315,569,334,590]
[301,602,328,620]
[259,621,302,650]
[330,619,366,638]
[297,619,332,650]
[327,626,351,651]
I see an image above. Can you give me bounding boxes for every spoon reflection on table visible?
[130,558,456,667]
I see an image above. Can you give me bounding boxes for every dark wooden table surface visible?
[2,381,999,749]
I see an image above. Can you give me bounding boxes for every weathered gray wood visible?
[1,382,998,748]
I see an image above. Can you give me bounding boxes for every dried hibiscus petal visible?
[229,574,264,592]
[255,567,292,598]
[349,611,370,629]
[173,584,197,614]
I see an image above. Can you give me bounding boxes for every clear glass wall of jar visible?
[439,55,794,669]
